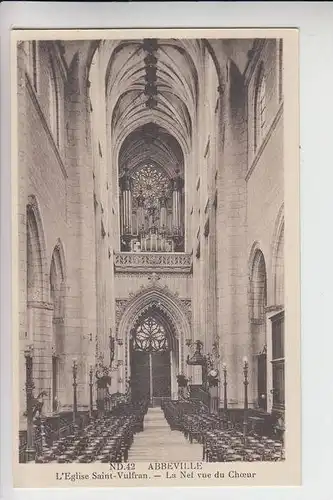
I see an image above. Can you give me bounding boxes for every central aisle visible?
[127,407,203,462]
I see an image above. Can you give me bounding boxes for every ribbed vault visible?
[118,123,184,178]
[103,38,202,154]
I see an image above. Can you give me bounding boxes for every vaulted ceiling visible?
[102,40,204,161]
[118,123,184,178]
[59,37,255,177]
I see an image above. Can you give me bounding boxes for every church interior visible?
[17,36,285,463]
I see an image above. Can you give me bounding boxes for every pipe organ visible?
[119,164,184,252]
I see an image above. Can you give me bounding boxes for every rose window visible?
[132,165,171,210]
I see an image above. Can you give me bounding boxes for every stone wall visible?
[18,41,69,423]
[18,42,98,424]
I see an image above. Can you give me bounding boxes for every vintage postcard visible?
[11,28,300,488]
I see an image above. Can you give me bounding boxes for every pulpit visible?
[186,340,210,407]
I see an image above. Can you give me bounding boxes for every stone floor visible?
[127,407,203,462]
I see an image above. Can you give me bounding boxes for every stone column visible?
[216,59,249,408]
[28,302,54,415]
[64,48,97,410]
[17,41,29,428]
[207,202,217,356]
[170,350,178,400]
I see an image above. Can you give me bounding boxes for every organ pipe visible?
[172,170,183,235]
[137,191,145,234]
[159,194,168,231]
[119,166,184,252]
[119,167,132,235]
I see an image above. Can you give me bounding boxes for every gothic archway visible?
[26,195,48,305]
[249,245,268,410]
[116,281,191,401]
[130,307,175,404]
[271,205,284,307]
[50,240,66,413]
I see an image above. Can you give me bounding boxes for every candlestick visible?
[89,364,93,419]
[243,357,249,443]
[72,358,78,424]
[222,362,228,426]
[24,346,36,462]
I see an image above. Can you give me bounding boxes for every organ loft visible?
[119,159,184,253]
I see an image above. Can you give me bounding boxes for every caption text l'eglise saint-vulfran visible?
[55,462,257,482]
[56,461,203,482]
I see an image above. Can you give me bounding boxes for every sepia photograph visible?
[12,28,300,487]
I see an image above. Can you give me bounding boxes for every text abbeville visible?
[148,462,203,470]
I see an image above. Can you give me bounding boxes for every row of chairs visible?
[162,400,284,463]
[35,401,148,464]
[203,427,284,462]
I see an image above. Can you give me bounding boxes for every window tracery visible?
[132,317,169,352]
[132,165,171,210]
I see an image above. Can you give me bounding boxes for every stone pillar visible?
[170,350,178,400]
[64,49,97,410]
[216,60,249,408]
[28,302,54,415]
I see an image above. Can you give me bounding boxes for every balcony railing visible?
[114,252,193,274]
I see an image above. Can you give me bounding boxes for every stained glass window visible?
[132,317,169,352]
[132,165,170,210]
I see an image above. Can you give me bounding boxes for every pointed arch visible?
[249,245,267,323]
[118,284,191,340]
[50,239,66,319]
[117,283,191,375]
[51,238,66,282]
[248,243,268,410]
[203,39,224,89]
[26,195,48,303]
[271,205,284,307]
[50,238,66,413]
